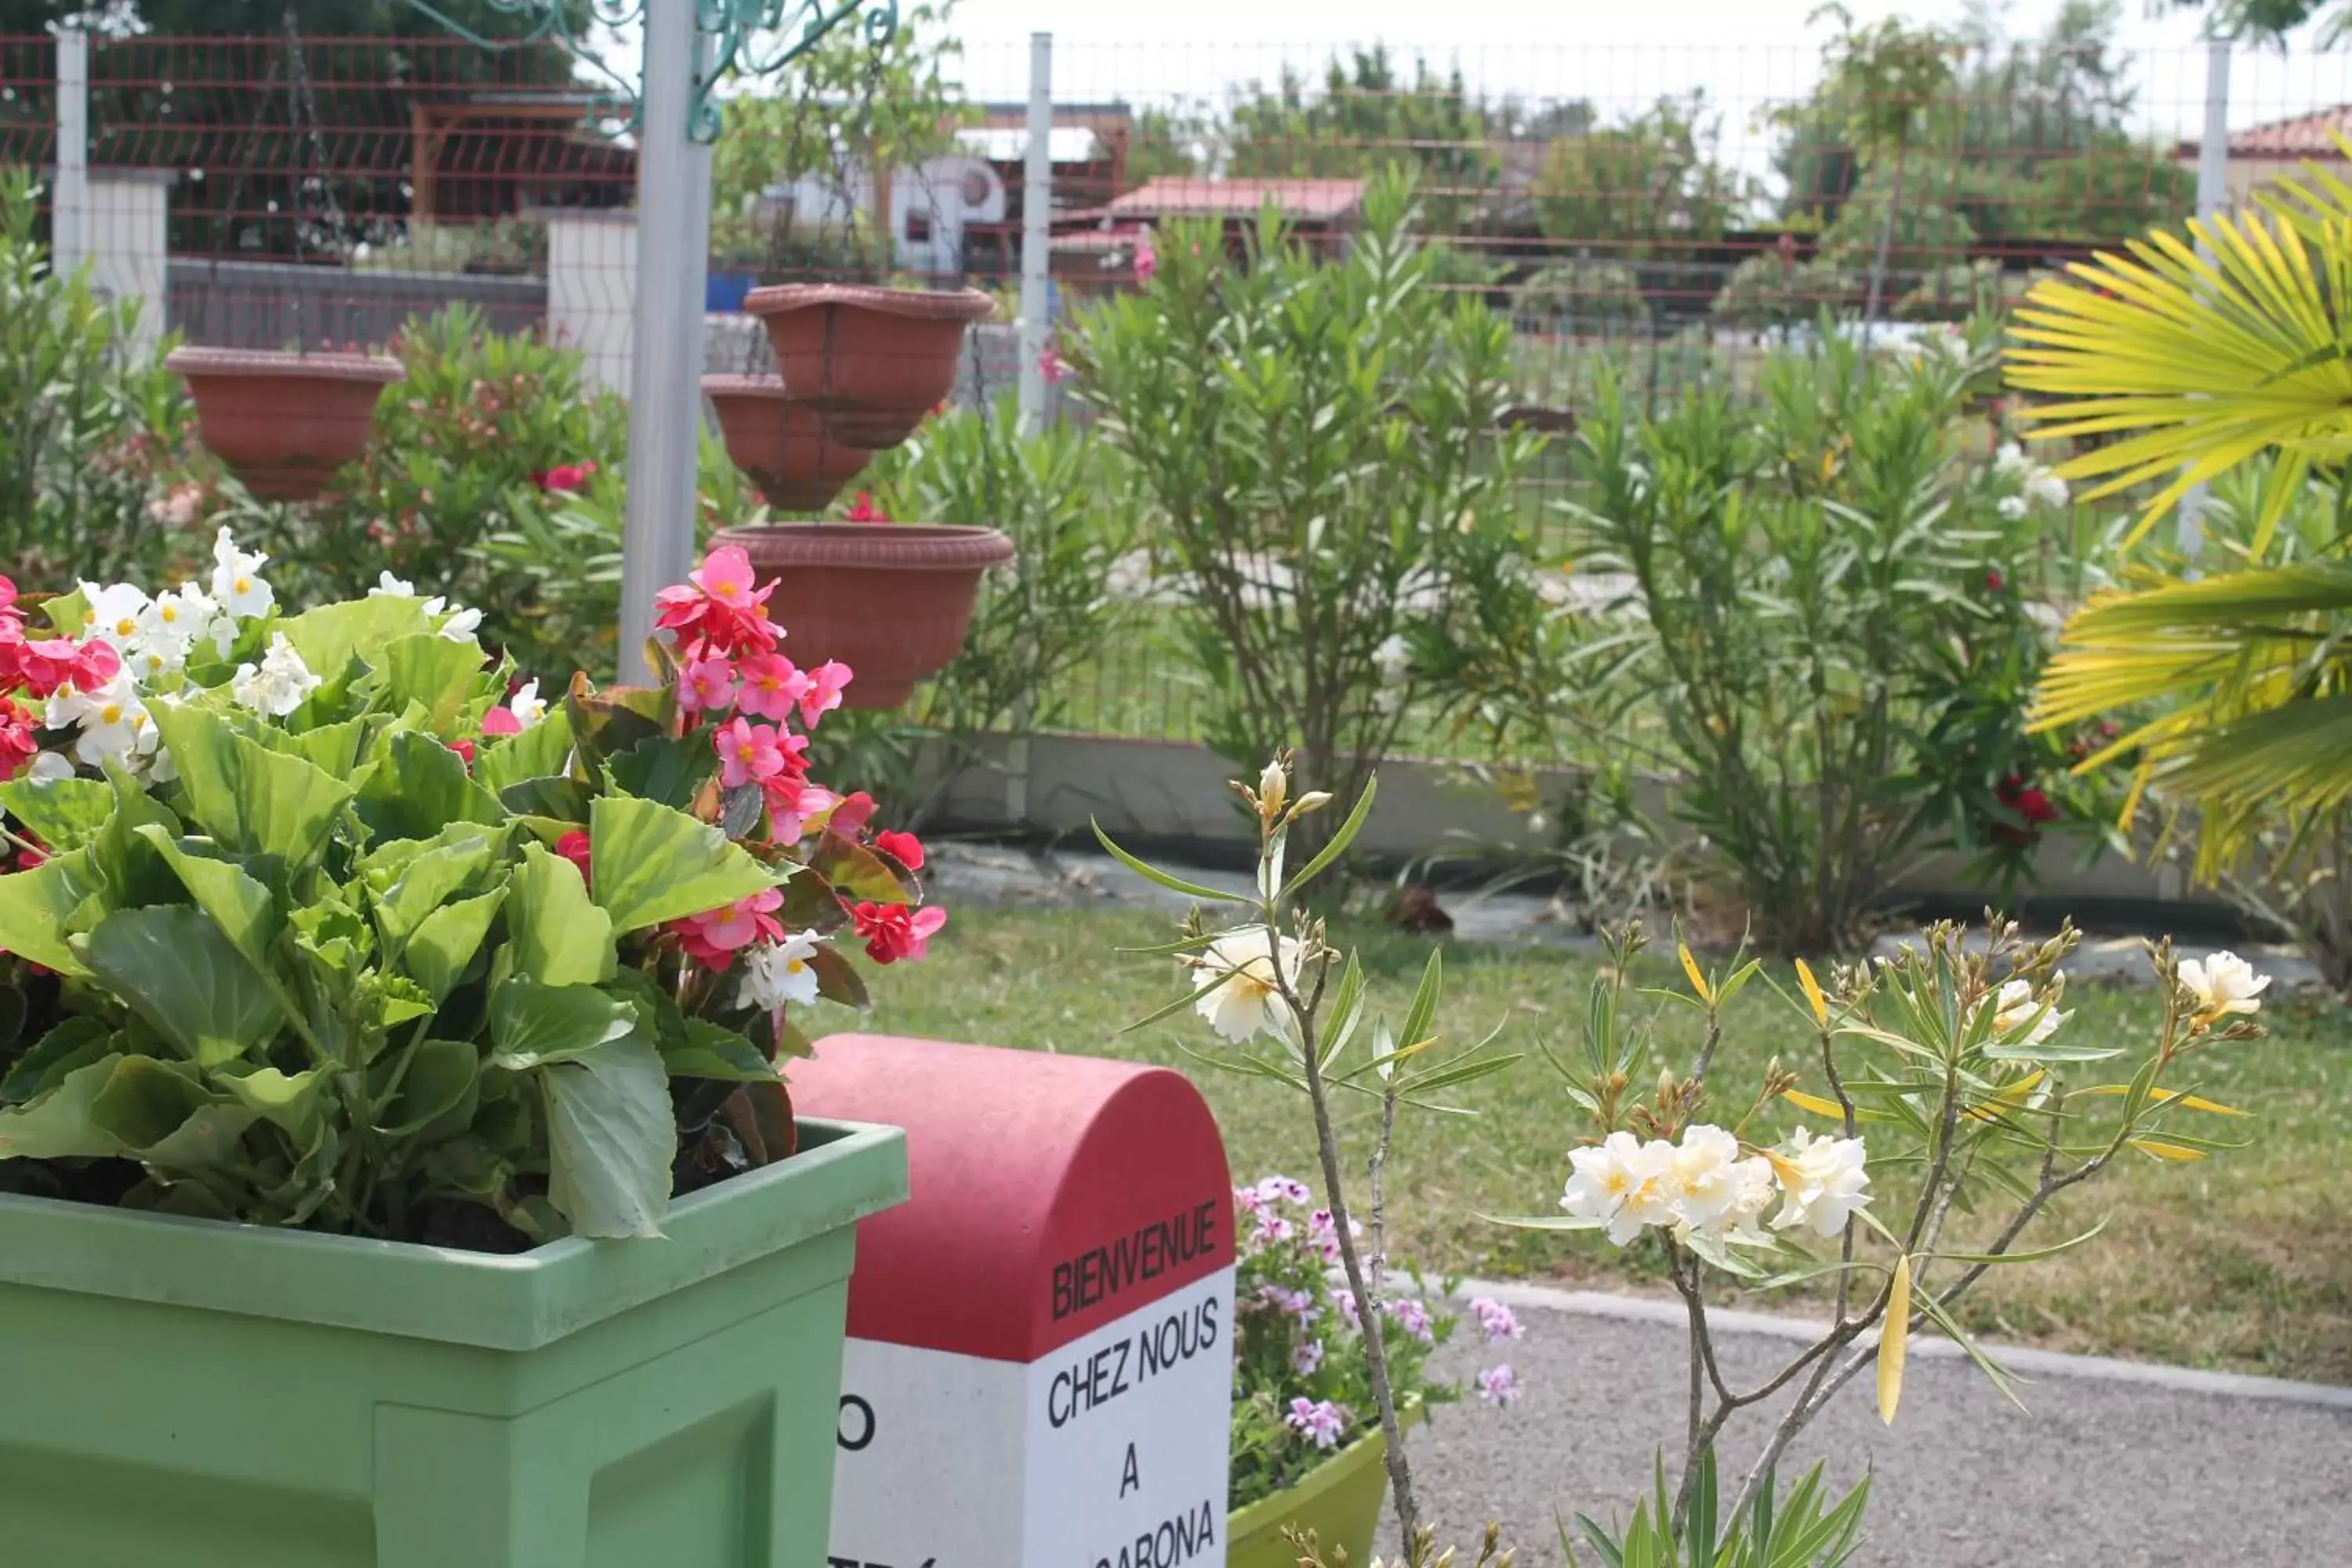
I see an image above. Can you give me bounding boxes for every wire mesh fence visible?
[9,21,2352,754]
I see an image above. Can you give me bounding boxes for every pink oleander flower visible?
[798,659,853,727]
[1476,1364,1522,1406]
[672,887,785,971]
[1036,345,1069,384]
[714,716,793,790]
[735,651,808,723]
[1286,1397,1347,1450]
[1468,1296,1524,1345]
[681,655,740,714]
[1134,233,1158,283]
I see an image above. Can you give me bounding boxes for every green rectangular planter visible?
[0,1116,907,1568]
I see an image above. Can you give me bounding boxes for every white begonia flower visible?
[2177,951,2270,1021]
[1769,1127,1872,1240]
[127,636,185,684]
[1989,976,2070,1049]
[1995,495,2029,521]
[1189,926,1306,1045]
[27,750,75,782]
[1663,1123,1748,1238]
[439,604,484,642]
[230,633,321,719]
[210,525,276,619]
[138,585,213,649]
[369,571,418,598]
[1562,1129,1678,1246]
[49,673,151,768]
[78,581,153,651]
[740,931,824,1011]
[508,679,547,730]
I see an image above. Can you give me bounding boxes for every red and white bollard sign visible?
[794,1033,1236,1568]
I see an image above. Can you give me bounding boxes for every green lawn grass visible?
[857,905,2352,1385]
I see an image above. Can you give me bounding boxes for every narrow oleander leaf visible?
[1877,1253,1912,1425]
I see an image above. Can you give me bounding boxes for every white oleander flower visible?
[1189,926,1305,1045]
[2177,951,2270,1021]
[1988,976,2070,1049]
[1562,1129,1677,1246]
[1769,1127,1872,1240]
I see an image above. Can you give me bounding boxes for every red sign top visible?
[793,1033,1236,1363]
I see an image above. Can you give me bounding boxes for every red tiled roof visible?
[2180,103,2352,159]
[1105,176,1365,222]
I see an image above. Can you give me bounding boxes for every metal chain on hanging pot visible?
[281,5,354,267]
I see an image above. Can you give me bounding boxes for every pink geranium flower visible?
[714,716,791,790]
[735,652,808,722]
[680,655,739,714]
[798,659,853,727]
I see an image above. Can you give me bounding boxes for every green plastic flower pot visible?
[0,1116,906,1568]
[1228,1405,1421,1568]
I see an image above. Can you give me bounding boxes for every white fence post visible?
[1017,31,1054,436]
[2180,38,2234,561]
[53,29,88,274]
[619,0,714,680]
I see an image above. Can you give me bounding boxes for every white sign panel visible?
[830,1267,1235,1568]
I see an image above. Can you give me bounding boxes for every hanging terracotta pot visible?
[742,284,993,451]
[712,523,1014,710]
[165,347,402,502]
[702,375,874,512]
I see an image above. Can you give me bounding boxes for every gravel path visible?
[1392,1297,2352,1567]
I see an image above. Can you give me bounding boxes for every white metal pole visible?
[619,0,713,681]
[1016,30,1053,436]
[53,30,88,275]
[2180,38,2232,561]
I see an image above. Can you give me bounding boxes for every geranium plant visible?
[1230,1171,1523,1510]
[0,534,939,1247]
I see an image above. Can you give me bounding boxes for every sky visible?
[917,0,2352,151]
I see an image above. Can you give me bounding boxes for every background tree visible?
[1532,90,1752,263]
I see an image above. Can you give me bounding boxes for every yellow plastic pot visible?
[1228,1405,1421,1568]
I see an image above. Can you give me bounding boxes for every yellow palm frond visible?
[2005,210,2352,550]
[2031,561,2352,875]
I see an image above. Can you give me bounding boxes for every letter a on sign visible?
[1120,1443,1140,1498]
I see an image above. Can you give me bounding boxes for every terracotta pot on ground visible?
[165,347,402,502]
[702,375,873,512]
[713,522,1014,709]
[742,284,994,450]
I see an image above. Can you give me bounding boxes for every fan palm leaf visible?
[2005,209,2352,551]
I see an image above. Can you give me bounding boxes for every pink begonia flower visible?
[714,716,791,789]
[671,888,786,971]
[735,651,808,723]
[850,902,947,964]
[768,782,838,844]
[798,659,853,727]
[1286,1397,1347,1450]
[827,789,878,838]
[481,706,522,737]
[1476,1364,1522,1406]
[681,655,740,713]
[844,491,887,524]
